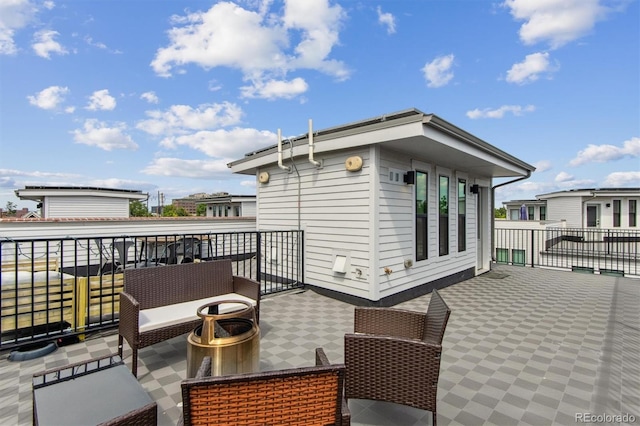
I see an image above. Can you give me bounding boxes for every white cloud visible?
[71,119,138,151]
[533,160,552,173]
[91,178,155,192]
[506,52,555,85]
[141,157,231,179]
[377,6,396,34]
[502,0,610,49]
[240,179,256,188]
[160,127,277,160]
[422,54,455,88]
[603,171,640,187]
[86,89,116,111]
[137,102,243,136]
[466,104,535,119]
[0,168,80,179]
[32,29,67,58]
[240,77,308,99]
[0,0,36,55]
[140,91,159,104]
[555,171,574,182]
[27,85,69,110]
[150,0,349,94]
[569,137,640,166]
[43,1,55,10]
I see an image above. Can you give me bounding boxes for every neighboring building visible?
[196,194,256,218]
[15,186,148,219]
[502,199,547,221]
[172,193,211,215]
[503,188,640,229]
[0,207,33,218]
[229,108,535,304]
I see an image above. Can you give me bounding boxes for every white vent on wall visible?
[332,255,348,274]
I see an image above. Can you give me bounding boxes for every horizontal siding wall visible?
[376,148,478,299]
[257,148,372,299]
[546,198,582,227]
[46,196,129,218]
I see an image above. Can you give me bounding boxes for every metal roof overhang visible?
[15,187,148,202]
[229,110,534,179]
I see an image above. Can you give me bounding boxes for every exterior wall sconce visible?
[403,171,415,185]
[606,203,611,208]
[345,156,363,172]
[470,184,480,194]
[258,171,270,184]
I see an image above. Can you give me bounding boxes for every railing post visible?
[256,232,262,287]
[530,229,535,268]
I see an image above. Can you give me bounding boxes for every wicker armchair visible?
[179,348,350,426]
[344,289,451,425]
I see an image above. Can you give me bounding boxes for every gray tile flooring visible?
[1,264,638,425]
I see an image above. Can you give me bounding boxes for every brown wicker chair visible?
[344,289,451,425]
[179,348,350,426]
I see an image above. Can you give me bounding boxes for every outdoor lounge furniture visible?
[179,348,350,426]
[118,259,261,377]
[32,354,157,426]
[344,289,451,425]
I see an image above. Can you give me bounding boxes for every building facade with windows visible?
[502,199,547,221]
[229,109,534,304]
[196,194,256,218]
[503,188,639,229]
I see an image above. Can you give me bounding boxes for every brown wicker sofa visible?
[118,259,261,377]
[179,348,350,426]
[344,289,451,425]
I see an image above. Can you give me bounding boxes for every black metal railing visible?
[495,227,639,277]
[0,230,303,351]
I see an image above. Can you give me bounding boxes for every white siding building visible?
[197,194,257,218]
[502,188,640,229]
[15,186,149,219]
[229,109,535,304]
[540,188,639,229]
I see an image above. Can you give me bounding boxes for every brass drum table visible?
[32,354,156,426]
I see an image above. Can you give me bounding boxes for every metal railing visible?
[0,230,304,351]
[495,227,639,277]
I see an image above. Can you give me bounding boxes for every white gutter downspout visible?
[277,129,291,172]
[308,119,323,169]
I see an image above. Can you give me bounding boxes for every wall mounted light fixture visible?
[403,171,415,185]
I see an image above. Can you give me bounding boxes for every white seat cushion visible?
[139,293,256,333]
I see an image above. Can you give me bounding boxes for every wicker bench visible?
[118,260,261,377]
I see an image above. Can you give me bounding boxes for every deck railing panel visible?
[495,227,639,277]
[0,230,303,351]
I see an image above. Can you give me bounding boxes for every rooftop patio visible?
[1,264,638,425]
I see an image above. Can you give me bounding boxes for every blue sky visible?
[1,0,638,211]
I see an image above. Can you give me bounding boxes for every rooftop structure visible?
[230,108,535,304]
[15,186,148,219]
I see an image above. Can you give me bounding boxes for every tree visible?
[129,200,150,217]
[494,207,506,219]
[4,201,17,217]
[162,204,188,217]
[196,204,206,216]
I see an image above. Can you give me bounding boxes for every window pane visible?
[458,179,466,252]
[630,200,637,227]
[613,200,621,227]
[439,175,449,256]
[416,171,428,260]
